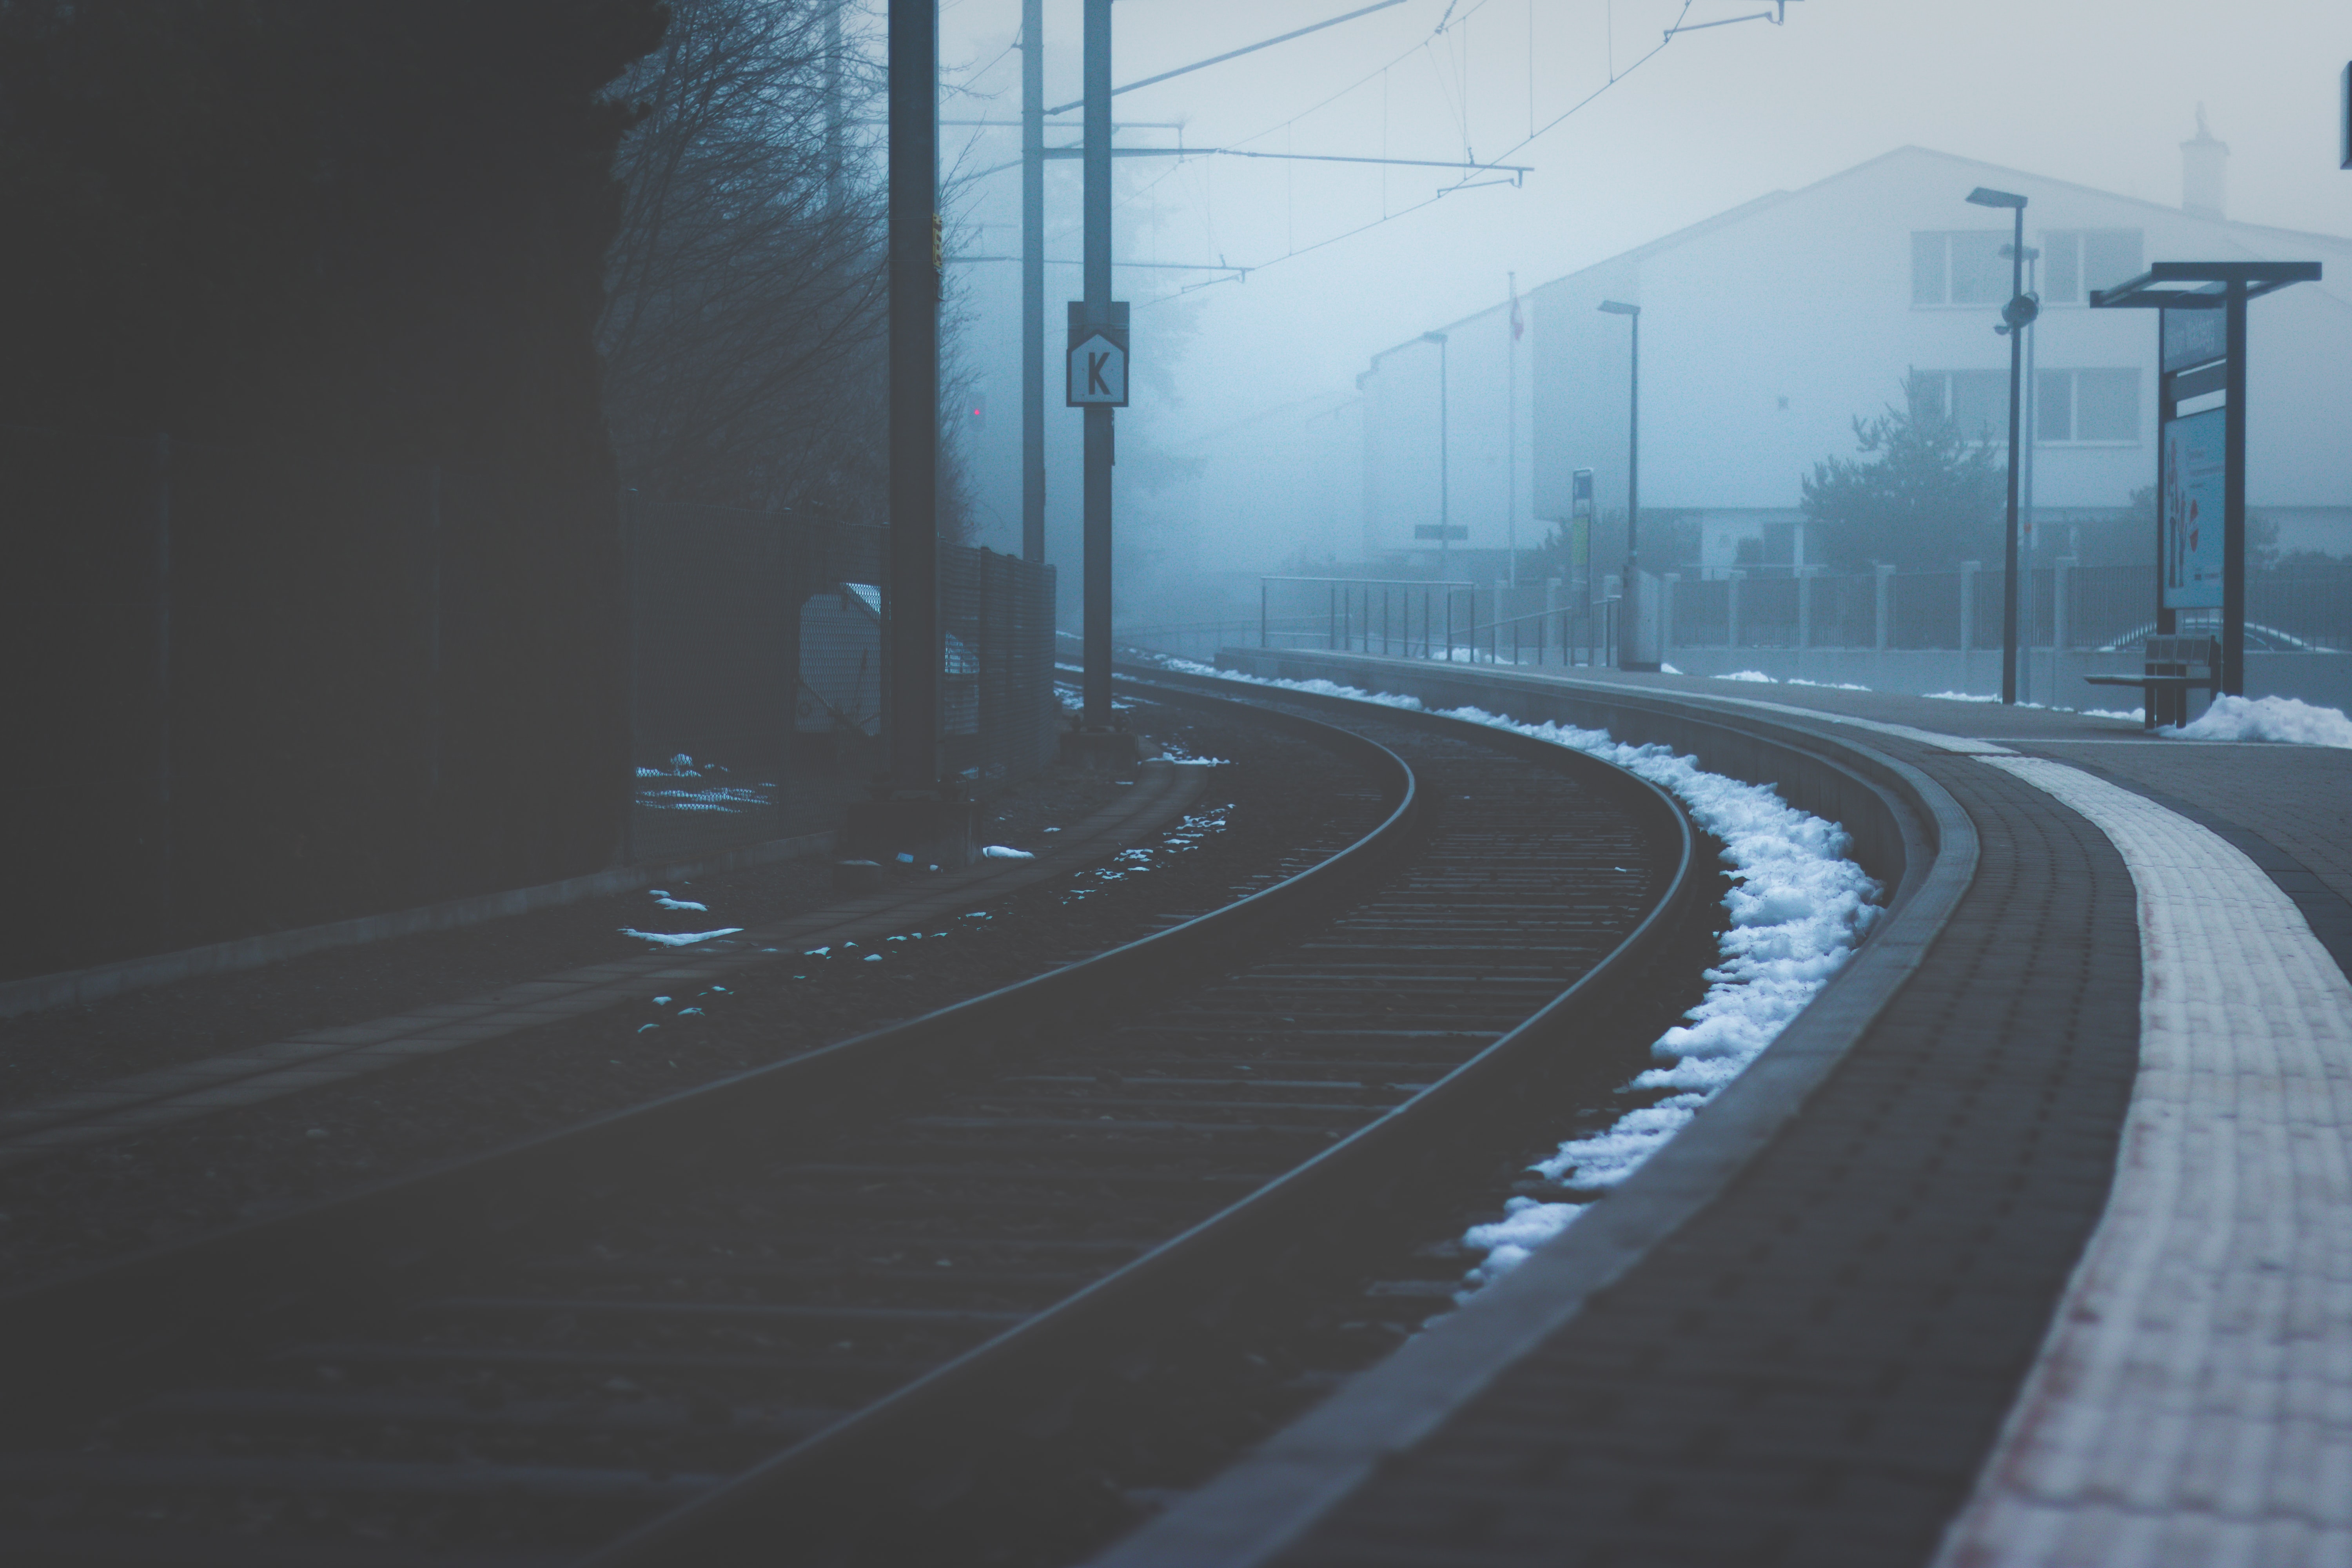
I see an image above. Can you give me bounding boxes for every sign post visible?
[1065,303,1129,408]
[1065,0,1132,761]
[2092,261,2319,709]
[844,0,980,866]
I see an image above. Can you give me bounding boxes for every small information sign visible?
[2162,407,2225,609]
[1066,302,1130,407]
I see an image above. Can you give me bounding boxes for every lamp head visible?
[1421,330,1448,345]
[1597,300,1640,316]
[1966,186,2027,210]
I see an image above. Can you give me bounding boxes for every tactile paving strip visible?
[1932,757,2352,1567]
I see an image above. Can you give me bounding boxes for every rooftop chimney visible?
[2181,103,2228,221]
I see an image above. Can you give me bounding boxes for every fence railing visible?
[1665,562,2343,653]
[1246,577,1624,668]
[1120,564,2352,705]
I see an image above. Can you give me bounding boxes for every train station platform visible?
[1100,652,2352,1568]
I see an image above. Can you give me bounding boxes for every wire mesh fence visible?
[1659,563,2352,655]
[1190,561,2352,697]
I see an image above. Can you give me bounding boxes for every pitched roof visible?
[1372,145,2351,363]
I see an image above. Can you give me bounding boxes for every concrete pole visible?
[2000,203,2025,704]
[1020,0,1045,565]
[1080,0,1113,729]
[885,0,940,789]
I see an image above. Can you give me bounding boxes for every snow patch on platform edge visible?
[2163,693,2352,748]
[1141,657,1883,1290]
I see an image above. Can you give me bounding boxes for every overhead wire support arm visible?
[1662,0,1798,39]
[965,147,1532,181]
[1043,0,1410,115]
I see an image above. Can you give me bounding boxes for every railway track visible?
[0,678,1704,1567]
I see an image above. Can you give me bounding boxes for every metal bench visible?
[2083,634,2220,729]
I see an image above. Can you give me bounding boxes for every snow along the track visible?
[1151,660,1884,1285]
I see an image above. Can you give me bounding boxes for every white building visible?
[1359,138,2352,576]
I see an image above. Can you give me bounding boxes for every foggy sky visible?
[933,0,2351,578]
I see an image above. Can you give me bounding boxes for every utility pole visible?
[886,0,939,793]
[1080,0,1114,731]
[1421,330,1448,577]
[1507,272,1517,590]
[848,0,976,862]
[2000,207,2026,706]
[1020,0,1045,564]
[2017,245,2039,703]
[1966,185,2031,705]
[1597,299,1649,669]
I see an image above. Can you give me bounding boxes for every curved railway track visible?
[0,679,1706,1568]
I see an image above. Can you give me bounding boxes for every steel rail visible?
[0,696,1417,1428]
[586,678,1702,1565]
[0,682,1703,1566]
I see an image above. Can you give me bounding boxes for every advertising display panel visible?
[2162,407,2226,609]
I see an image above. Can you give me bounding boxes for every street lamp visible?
[2001,240,2040,701]
[1597,300,1653,671]
[1422,330,1450,575]
[1967,185,2034,704]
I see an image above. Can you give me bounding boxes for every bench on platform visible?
[2084,634,2219,729]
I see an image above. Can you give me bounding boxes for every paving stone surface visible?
[1933,757,2352,1568]
[1265,733,2148,1566]
[2024,741,2352,907]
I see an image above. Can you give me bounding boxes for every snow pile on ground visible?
[1434,706,1884,1285]
[637,786,769,814]
[1924,690,2146,723]
[981,845,1036,860]
[2165,694,2352,748]
[648,890,706,911]
[618,927,744,947]
[636,753,709,778]
[1786,678,1873,691]
[1715,670,1777,683]
[1139,655,1886,1290]
[1152,657,1427,712]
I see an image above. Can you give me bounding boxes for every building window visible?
[1910,369,2012,439]
[1912,230,2012,306]
[2035,368,2141,443]
[2038,230,2143,304]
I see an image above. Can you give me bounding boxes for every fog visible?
[930,0,2352,631]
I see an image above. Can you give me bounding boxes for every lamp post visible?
[1597,300,1651,670]
[2001,241,2041,699]
[1967,186,2034,704]
[1423,330,1450,576]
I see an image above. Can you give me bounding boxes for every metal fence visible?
[1202,562,2352,690]
[1240,576,1622,668]
[1656,562,2352,654]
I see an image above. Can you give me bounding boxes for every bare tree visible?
[601,0,887,519]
